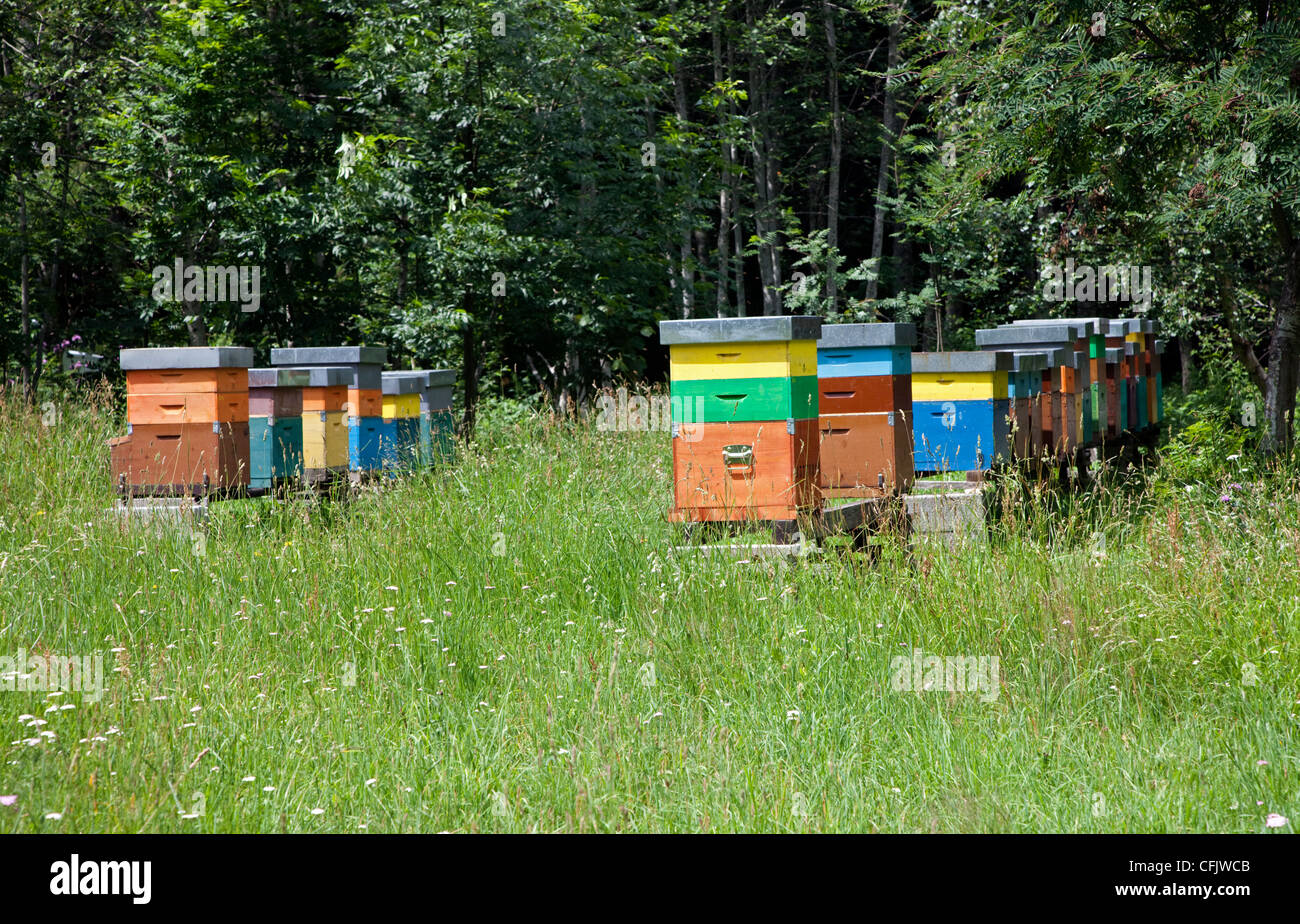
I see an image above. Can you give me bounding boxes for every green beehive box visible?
[667,374,819,424]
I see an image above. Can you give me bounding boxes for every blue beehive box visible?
[381,368,456,466]
[911,351,1014,473]
[816,344,912,378]
[348,417,382,470]
[422,369,457,464]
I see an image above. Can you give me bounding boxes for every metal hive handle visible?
[722,444,753,471]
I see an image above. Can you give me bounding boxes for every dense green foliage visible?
[1,1,1297,437]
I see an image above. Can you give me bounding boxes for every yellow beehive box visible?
[302,410,348,469]
[668,339,817,381]
[381,393,421,419]
[911,370,1008,402]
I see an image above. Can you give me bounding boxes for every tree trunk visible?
[1222,280,1267,395]
[824,0,842,314]
[726,18,746,315]
[746,0,782,315]
[897,236,914,298]
[865,7,901,304]
[672,1,695,318]
[713,6,732,318]
[38,111,75,389]
[1264,202,1300,452]
[1180,337,1193,393]
[460,289,479,434]
[942,289,958,352]
[19,188,31,398]
[185,305,209,346]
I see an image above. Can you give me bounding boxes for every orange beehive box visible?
[126,391,249,425]
[1037,357,1070,458]
[126,367,247,394]
[670,418,820,522]
[303,385,347,412]
[1055,364,1078,455]
[347,388,382,418]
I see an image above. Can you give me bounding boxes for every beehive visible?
[1153,338,1166,424]
[380,372,424,472]
[270,347,386,473]
[660,316,821,524]
[248,367,308,491]
[1007,321,1091,447]
[815,322,915,497]
[1102,319,1144,431]
[1073,320,1105,442]
[1105,321,1137,432]
[248,366,350,488]
[1104,348,1126,438]
[112,347,253,495]
[422,369,457,464]
[375,369,456,466]
[1078,320,1110,442]
[1124,341,1140,430]
[1007,352,1047,458]
[1144,320,1160,428]
[1003,320,1099,446]
[1000,347,1065,458]
[1114,319,1149,429]
[976,325,1085,455]
[911,351,1014,473]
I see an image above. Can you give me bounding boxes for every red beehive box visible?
[815,323,915,496]
[110,422,250,495]
[817,374,911,416]
[818,412,912,495]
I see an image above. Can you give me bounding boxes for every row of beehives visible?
[660,315,1164,525]
[108,346,455,496]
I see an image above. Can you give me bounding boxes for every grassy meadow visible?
[0,388,1296,833]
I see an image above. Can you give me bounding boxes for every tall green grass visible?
[0,389,1295,832]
